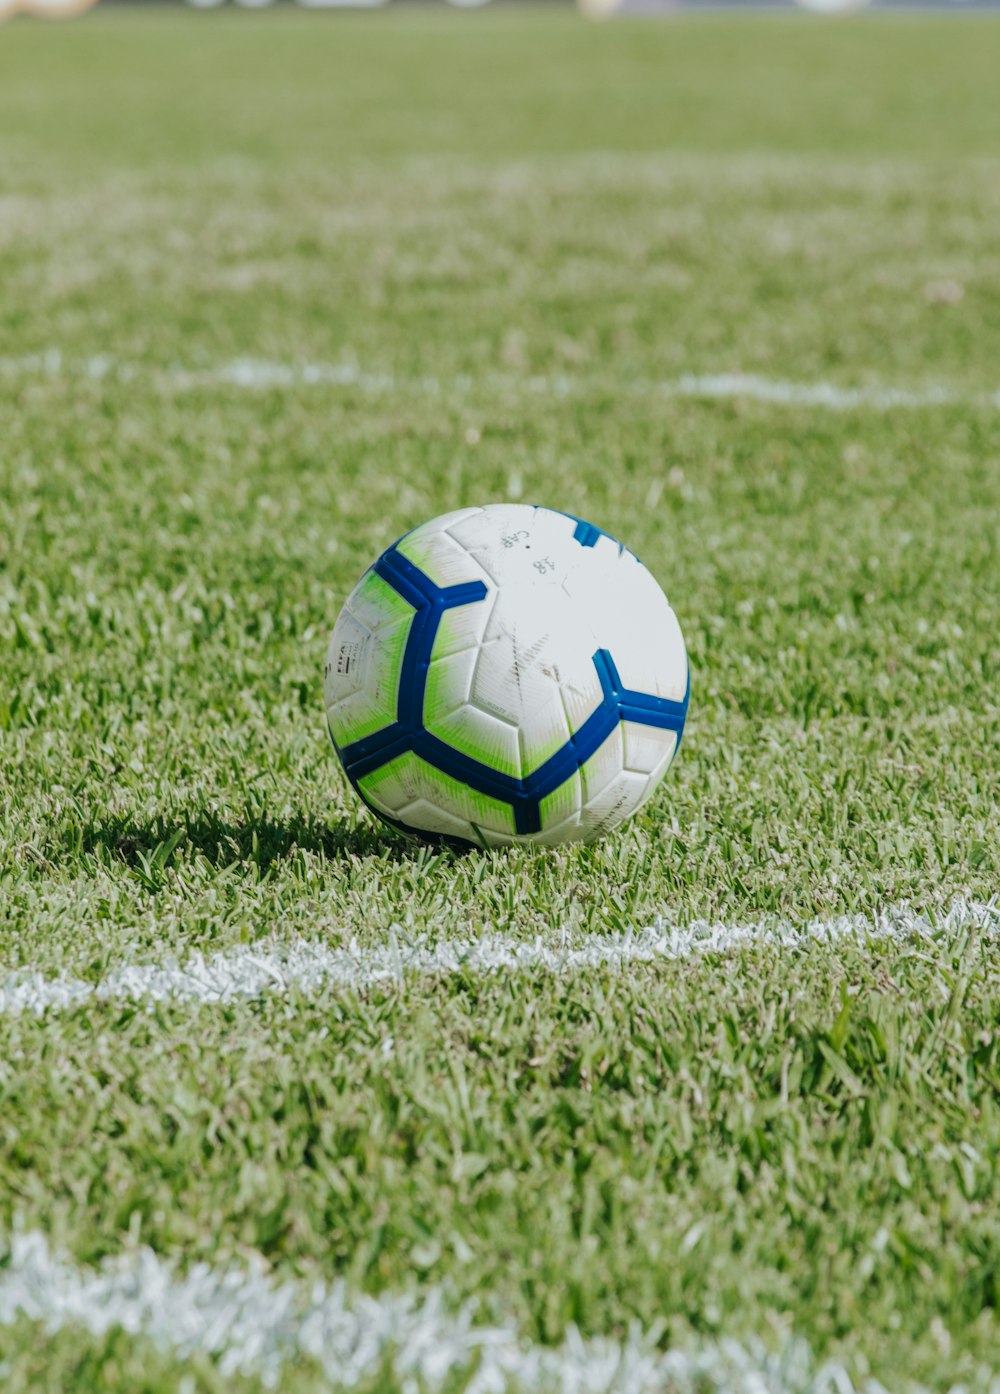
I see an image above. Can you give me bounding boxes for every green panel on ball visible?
[352,568,414,634]
[329,574,412,747]
[423,661,521,780]
[538,770,582,834]
[394,529,481,590]
[432,604,484,660]
[358,751,517,838]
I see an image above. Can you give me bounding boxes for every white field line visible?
[3,349,999,411]
[1,898,996,1019]
[0,1228,985,1394]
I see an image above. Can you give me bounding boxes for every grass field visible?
[1,7,1000,1391]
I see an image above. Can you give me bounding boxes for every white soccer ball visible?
[324,504,689,848]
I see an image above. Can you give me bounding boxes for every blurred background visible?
[7,0,1000,17]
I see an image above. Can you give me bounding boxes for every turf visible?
[1,7,999,1391]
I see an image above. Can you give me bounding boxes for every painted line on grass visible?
[0,1227,964,1394]
[1,898,996,1019]
[3,349,999,411]
[669,372,967,411]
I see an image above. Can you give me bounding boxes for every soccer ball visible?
[324,505,689,848]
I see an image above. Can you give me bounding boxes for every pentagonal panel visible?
[324,609,372,708]
[423,646,477,722]
[579,769,648,841]
[535,769,582,843]
[474,822,523,849]
[409,507,483,535]
[475,582,603,775]
[395,800,477,845]
[530,813,588,846]
[446,504,579,591]
[579,723,625,804]
[326,619,410,748]
[567,546,687,704]
[348,568,415,639]
[422,636,521,778]
[356,750,416,819]
[621,721,678,777]
[431,590,497,661]
[325,573,414,747]
[395,517,489,589]
[427,703,521,778]
[357,752,516,838]
[639,742,681,806]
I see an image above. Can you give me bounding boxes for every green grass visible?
[1,7,999,1391]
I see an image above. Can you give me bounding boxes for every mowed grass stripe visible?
[1,898,996,1018]
[0,1228,958,1394]
[3,350,1000,412]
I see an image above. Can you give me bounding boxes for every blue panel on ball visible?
[337,542,689,838]
[549,507,631,557]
